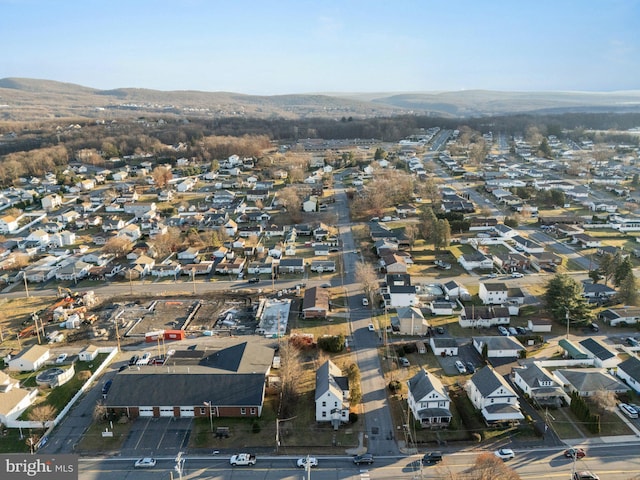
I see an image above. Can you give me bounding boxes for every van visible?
[589,323,600,332]
[362,298,369,306]
[619,403,639,419]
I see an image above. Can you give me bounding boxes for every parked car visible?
[55,353,68,364]
[248,277,260,284]
[399,357,410,367]
[297,457,318,468]
[134,458,156,468]
[516,326,527,335]
[508,327,518,336]
[619,403,639,419]
[465,362,475,374]
[353,454,374,465]
[487,273,497,278]
[498,326,509,336]
[573,472,600,480]
[101,379,113,395]
[564,448,586,459]
[368,323,375,332]
[494,448,515,460]
[511,272,524,278]
[626,337,639,347]
[435,326,445,334]
[362,297,369,306]
[454,360,467,374]
[422,452,443,465]
[129,355,139,366]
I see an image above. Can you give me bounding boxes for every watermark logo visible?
[1,455,77,479]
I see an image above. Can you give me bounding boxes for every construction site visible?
[0,287,299,355]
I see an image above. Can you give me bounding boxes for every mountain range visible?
[1,77,640,122]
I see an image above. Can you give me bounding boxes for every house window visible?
[199,407,206,415]
[322,401,326,407]
[250,408,256,415]
[322,412,326,418]
[334,402,338,407]
[240,408,246,415]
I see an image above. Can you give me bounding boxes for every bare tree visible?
[277,186,302,213]
[437,453,521,480]
[404,224,418,250]
[93,402,108,422]
[151,166,173,188]
[28,404,56,430]
[279,340,303,418]
[591,390,617,412]
[102,237,133,257]
[356,262,379,305]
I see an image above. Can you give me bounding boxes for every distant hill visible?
[1,77,640,122]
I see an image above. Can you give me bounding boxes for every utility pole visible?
[191,267,196,295]
[23,272,29,298]
[565,308,570,339]
[114,317,121,352]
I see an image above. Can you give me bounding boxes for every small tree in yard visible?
[28,404,56,430]
[346,363,362,405]
[618,273,639,306]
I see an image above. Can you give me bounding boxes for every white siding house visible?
[315,360,350,429]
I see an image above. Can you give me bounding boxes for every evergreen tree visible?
[614,257,634,287]
[618,273,639,306]
[545,274,593,324]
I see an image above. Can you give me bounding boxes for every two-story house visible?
[315,360,350,429]
[478,282,508,305]
[512,362,569,407]
[466,366,524,424]
[407,369,451,429]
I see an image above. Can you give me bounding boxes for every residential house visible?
[55,260,92,281]
[390,306,429,335]
[458,251,493,271]
[599,307,640,326]
[176,178,195,192]
[442,280,470,300]
[479,282,508,305]
[182,262,214,276]
[617,356,640,395]
[493,223,517,238]
[302,287,330,319]
[572,233,601,248]
[493,253,530,272]
[472,336,524,359]
[78,345,100,362]
[553,368,628,397]
[214,258,246,275]
[41,194,63,211]
[512,363,569,407]
[177,247,200,262]
[130,254,156,277]
[578,338,618,368]
[151,263,182,278]
[103,216,125,232]
[407,369,452,429]
[429,301,454,315]
[582,281,616,299]
[381,253,408,274]
[309,260,335,273]
[0,370,38,425]
[315,360,350,428]
[0,215,19,234]
[7,345,50,372]
[529,251,562,271]
[277,258,304,274]
[527,318,553,333]
[117,224,142,242]
[429,337,458,357]
[459,306,510,328]
[466,366,524,424]
[511,235,544,254]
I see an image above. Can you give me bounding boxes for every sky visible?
[1,0,639,95]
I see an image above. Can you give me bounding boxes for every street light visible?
[203,401,214,432]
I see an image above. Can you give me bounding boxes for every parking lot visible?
[123,417,192,456]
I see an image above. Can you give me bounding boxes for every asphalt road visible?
[77,446,640,480]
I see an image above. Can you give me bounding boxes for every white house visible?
[177,178,195,192]
[429,337,458,357]
[78,344,100,361]
[578,338,618,368]
[0,370,38,425]
[466,366,524,424]
[117,224,142,242]
[407,369,452,429]
[442,280,470,300]
[390,306,429,335]
[0,214,19,234]
[41,194,62,211]
[459,306,510,328]
[512,362,569,407]
[472,336,524,358]
[7,345,50,372]
[599,307,640,327]
[458,252,494,271]
[478,282,508,305]
[553,368,628,397]
[617,356,640,395]
[315,360,350,429]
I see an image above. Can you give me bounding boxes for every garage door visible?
[179,407,194,417]
[159,407,174,417]
[139,407,154,417]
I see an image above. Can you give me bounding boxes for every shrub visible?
[349,412,358,423]
[388,380,402,393]
[252,421,261,434]
[317,334,345,353]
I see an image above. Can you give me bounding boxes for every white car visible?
[55,353,67,364]
[296,457,318,468]
[368,323,375,332]
[454,360,467,374]
[495,448,515,460]
[498,326,509,336]
[511,272,524,278]
[134,458,156,468]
